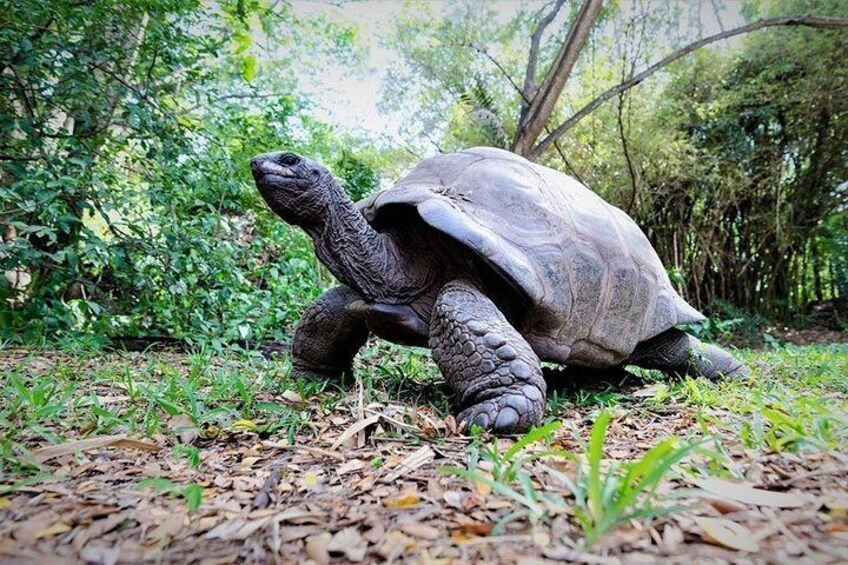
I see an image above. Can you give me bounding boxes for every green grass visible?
[641,344,848,454]
[1,341,846,546]
[440,414,702,546]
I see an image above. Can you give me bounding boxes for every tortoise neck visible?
[305,186,402,301]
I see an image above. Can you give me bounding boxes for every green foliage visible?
[441,416,697,546]
[0,0,378,343]
[137,477,205,512]
[558,412,696,546]
[333,149,381,202]
[439,421,564,528]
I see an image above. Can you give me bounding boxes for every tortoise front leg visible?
[429,280,546,434]
[291,285,369,379]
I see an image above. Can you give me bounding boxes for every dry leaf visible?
[475,471,493,496]
[383,492,421,508]
[240,456,262,469]
[281,390,303,403]
[337,459,366,475]
[378,531,415,559]
[305,533,331,565]
[695,478,806,508]
[331,415,381,450]
[381,446,434,483]
[32,435,159,463]
[327,527,368,562]
[400,522,440,539]
[34,522,72,539]
[695,517,760,552]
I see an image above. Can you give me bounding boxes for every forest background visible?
[2,0,846,348]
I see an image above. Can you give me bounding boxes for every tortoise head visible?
[250,151,337,226]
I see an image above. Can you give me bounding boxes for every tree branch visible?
[522,0,568,113]
[459,41,586,177]
[513,0,603,156]
[529,14,848,159]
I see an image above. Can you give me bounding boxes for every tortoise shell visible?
[358,147,703,367]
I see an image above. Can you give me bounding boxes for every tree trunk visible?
[512,0,603,157]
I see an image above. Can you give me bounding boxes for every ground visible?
[1,338,847,564]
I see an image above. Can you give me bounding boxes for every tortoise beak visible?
[251,154,297,180]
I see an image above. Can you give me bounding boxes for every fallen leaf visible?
[474,471,493,496]
[382,446,434,483]
[695,478,806,508]
[383,492,420,508]
[378,531,415,559]
[281,390,303,403]
[695,517,760,552]
[400,522,440,539]
[337,459,365,475]
[32,435,160,463]
[327,527,368,562]
[0,497,9,509]
[240,456,262,469]
[331,415,381,450]
[34,522,72,539]
[305,533,331,565]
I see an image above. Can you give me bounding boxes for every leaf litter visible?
[0,347,847,563]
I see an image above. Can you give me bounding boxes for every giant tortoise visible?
[250,147,748,434]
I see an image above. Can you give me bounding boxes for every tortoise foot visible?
[457,386,544,434]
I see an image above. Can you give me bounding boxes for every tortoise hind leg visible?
[628,328,749,380]
[291,285,369,379]
[429,280,546,434]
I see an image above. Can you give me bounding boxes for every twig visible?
[356,370,366,448]
[271,444,344,461]
[778,466,848,486]
[252,458,287,509]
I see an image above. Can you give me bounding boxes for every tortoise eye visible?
[280,153,300,167]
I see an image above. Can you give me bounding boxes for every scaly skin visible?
[429,280,546,434]
[628,328,750,380]
[291,285,370,379]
